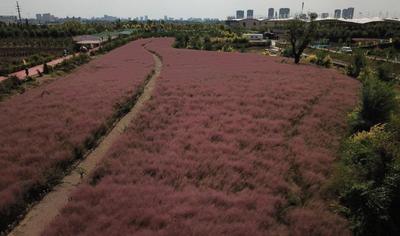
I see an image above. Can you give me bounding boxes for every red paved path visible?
[0,48,99,83]
[0,56,72,82]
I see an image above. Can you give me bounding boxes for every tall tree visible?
[288,13,318,64]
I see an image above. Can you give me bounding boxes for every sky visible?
[0,0,399,19]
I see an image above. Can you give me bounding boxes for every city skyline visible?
[0,0,399,19]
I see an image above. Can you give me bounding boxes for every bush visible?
[0,76,22,95]
[203,37,213,51]
[332,124,400,236]
[348,52,368,78]
[306,54,318,63]
[377,63,396,82]
[349,75,397,133]
[322,55,333,68]
[282,47,293,58]
[315,51,327,66]
[222,45,234,52]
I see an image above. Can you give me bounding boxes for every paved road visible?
[0,56,72,83]
[314,47,400,64]
[0,48,99,83]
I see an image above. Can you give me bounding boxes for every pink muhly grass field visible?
[44,38,360,235]
[0,39,154,227]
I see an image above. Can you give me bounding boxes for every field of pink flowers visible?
[44,38,360,235]
[0,39,154,231]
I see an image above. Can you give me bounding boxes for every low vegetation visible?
[43,38,359,235]
[329,65,400,235]
[0,39,154,232]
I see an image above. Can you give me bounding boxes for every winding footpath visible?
[8,47,162,236]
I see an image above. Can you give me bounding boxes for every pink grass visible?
[0,39,154,223]
[44,38,359,235]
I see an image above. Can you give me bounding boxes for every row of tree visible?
[329,53,400,235]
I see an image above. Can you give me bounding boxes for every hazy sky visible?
[0,0,399,19]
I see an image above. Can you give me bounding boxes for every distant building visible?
[268,8,274,19]
[342,8,348,19]
[73,35,103,49]
[279,8,290,19]
[334,9,341,18]
[297,13,307,20]
[321,13,329,19]
[236,10,245,19]
[243,33,263,41]
[36,14,42,22]
[36,13,57,24]
[347,7,355,19]
[247,9,254,19]
[341,8,355,19]
[0,15,17,24]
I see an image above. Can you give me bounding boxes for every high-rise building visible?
[341,7,355,19]
[247,9,254,19]
[347,7,355,19]
[36,13,56,23]
[36,14,42,23]
[268,8,274,19]
[279,8,290,19]
[236,10,245,19]
[342,8,349,19]
[334,9,341,18]
[321,13,329,19]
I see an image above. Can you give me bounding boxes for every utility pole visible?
[16,1,22,24]
[302,2,304,14]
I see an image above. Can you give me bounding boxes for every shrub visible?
[222,45,234,52]
[0,75,22,95]
[203,37,213,51]
[322,55,333,68]
[332,124,400,236]
[282,47,293,58]
[348,52,367,78]
[349,74,397,133]
[377,63,396,82]
[307,54,318,64]
[315,51,327,66]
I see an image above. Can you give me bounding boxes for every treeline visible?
[316,23,400,43]
[329,53,400,235]
[174,34,253,51]
[0,53,55,76]
[0,21,119,38]
[0,21,226,39]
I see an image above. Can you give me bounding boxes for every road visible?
[314,47,400,64]
[0,48,99,83]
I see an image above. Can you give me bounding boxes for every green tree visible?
[288,13,318,64]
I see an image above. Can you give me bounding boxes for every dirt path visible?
[8,48,162,236]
